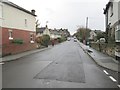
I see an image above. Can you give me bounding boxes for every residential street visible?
[2,39,118,88]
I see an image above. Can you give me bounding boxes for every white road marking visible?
[103,70,109,75]
[109,76,117,82]
[117,85,120,88]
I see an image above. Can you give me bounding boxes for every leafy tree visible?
[96,32,105,40]
[74,26,91,42]
[41,35,50,47]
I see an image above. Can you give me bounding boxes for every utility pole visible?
[46,21,49,28]
[84,17,88,45]
[86,17,88,32]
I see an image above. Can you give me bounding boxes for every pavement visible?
[78,41,120,72]
[0,46,52,62]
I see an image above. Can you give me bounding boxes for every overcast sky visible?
[9,0,109,35]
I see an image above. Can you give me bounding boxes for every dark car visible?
[74,39,77,42]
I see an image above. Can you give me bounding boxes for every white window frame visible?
[110,3,113,17]
[25,19,27,27]
[30,33,34,43]
[9,29,13,40]
[115,24,120,42]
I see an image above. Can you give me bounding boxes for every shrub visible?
[12,39,23,44]
[57,37,62,43]
[61,36,67,42]
[35,36,42,44]
[41,35,50,47]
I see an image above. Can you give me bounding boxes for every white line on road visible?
[109,76,117,82]
[117,85,120,88]
[103,70,109,75]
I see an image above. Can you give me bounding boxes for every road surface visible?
[2,39,118,88]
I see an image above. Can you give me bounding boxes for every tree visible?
[41,35,50,47]
[95,31,105,40]
[36,20,40,33]
[74,26,91,42]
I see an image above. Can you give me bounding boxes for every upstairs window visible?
[110,3,113,17]
[0,5,2,19]
[25,19,27,27]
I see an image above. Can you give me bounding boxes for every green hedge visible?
[12,39,24,44]
[41,35,50,47]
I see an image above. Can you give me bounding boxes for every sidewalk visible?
[1,46,52,62]
[78,41,120,72]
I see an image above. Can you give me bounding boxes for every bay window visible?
[115,24,120,42]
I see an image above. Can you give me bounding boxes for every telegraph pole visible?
[46,21,49,28]
[84,17,88,45]
[86,17,88,32]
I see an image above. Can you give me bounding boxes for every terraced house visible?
[1,0,37,56]
[104,0,120,61]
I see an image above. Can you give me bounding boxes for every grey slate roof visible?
[50,29,60,35]
[36,27,46,34]
[1,0,36,16]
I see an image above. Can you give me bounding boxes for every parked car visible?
[74,39,77,42]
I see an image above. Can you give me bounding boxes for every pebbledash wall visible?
[1,1,37,56]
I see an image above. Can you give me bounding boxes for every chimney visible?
[31,9,35,15]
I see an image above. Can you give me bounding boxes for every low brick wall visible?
[2,43,37,56]
[90,43,115,58]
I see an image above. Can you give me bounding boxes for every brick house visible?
[104,0,120,60]
[1,0,37,56]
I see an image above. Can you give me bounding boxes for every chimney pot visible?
[31,9,35,15]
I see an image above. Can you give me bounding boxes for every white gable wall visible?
[108,2,118,27]
[43,28,50,36]
[2,4,36,32]
[0,2,3,27]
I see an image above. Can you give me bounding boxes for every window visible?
[25,19,27,27]
[115,24,120,42]
[30,33,34,43]
[9,30,13,40]
[0,5,2,19]
[110,3,113,17]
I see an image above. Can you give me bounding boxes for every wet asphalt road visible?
[2,39,118,88]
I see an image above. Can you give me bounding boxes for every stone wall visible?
[90,42,116,58]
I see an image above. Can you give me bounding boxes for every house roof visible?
[2,0,36,16]
[36,27,46,33]
[94,30,104,35]
[49,29,60,35]
[103,1,112,14]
